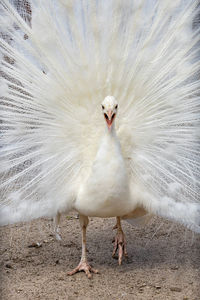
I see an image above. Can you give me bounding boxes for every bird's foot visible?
[55,231,62,241]
[54,226,62,241]
[67,260,99,279]
[112,227,128,265]
[53,213,62,241]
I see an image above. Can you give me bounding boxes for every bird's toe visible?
[67,261,99,278]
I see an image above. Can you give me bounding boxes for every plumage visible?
[75,99,132,218]
[0,0,200,277]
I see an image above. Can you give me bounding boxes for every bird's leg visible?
[67,215,98,279]
[112,216,128,265]
[53,212,62,241]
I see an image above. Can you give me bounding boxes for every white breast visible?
[74,130,133,217]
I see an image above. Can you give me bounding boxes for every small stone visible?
[155,285,161,289]
[5,263,12,269]
[140,283,146,287]
[183,297,188,300]
[55,259,60,264]
[28,242,42,248]
[170,287,182,292]
[171,265,179,270]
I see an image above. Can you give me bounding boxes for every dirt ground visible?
[0,213,200,300]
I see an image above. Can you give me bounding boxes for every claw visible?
[67,261,99,279]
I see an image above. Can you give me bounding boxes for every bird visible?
[0,0,200,278]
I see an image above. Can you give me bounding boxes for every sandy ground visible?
[0,213,200,300]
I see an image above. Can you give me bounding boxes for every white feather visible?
[0,0,200,234]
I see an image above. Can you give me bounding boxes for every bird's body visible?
[75,125,132,218]
[0,0,200,277]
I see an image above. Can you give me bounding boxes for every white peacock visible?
[0,0,199,278]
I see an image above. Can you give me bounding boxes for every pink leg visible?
[112,217,128,265]
[67,215,98,279]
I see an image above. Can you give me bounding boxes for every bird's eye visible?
[102,105,105,110]
[115,105,118,109]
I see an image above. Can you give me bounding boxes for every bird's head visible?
[101,96,118,131]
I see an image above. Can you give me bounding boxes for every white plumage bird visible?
[0,0,200,277]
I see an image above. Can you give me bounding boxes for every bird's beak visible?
[105,110,115,130]
[107,110,112,120]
